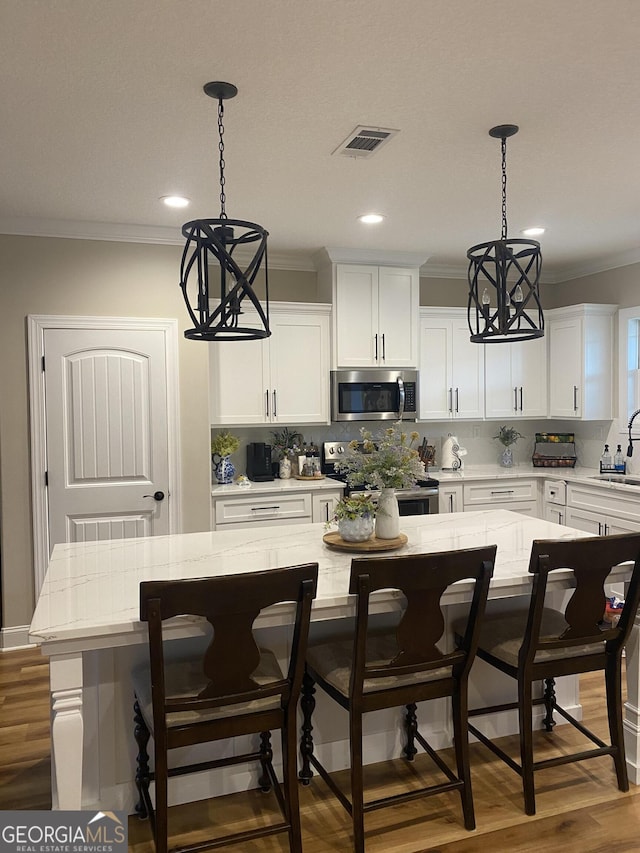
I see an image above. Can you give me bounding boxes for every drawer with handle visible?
[215,493,312,526]
[463,480,536,505]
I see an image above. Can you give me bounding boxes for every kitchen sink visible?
[590,474,640,486]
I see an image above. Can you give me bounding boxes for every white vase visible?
[338,515,375,543]
[279,456,292,479]
[375,488,400,539]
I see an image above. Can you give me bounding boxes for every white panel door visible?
[44,328,171,548]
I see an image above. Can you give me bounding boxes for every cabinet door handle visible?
[559,511,563,524]
[514,387,518,411]
[265,389,269,418]
[448,388,453,413]
[598,522,602,535]
[490,489,515,495]
[325,503,330,522]
[273,389,277,417]
[449,494,454,512]
[455,387,459,413]
[374,333,378,361]
[251,505,280,512]
[573,385,578,411]
[519,387,523,411]
[381,333,386,361]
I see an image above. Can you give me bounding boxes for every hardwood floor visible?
[2,646,639,851]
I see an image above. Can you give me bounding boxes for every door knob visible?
[143,491,165,502]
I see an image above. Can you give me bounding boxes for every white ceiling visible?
[2,0,640,282]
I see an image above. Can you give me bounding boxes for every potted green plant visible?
[493,425,524,468]
[211,430,240,484]
[327,493,377,542]
[271,427,303,478]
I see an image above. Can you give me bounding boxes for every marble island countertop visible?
[30,509,599,648]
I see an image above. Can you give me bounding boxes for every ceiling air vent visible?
[332,126,399,159]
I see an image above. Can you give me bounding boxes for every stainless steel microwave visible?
[330,369,419,422]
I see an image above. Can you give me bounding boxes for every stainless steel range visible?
[321,441,439,516]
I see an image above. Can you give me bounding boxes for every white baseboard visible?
[1,625,34,650]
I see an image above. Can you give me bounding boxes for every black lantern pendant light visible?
[180,82,270,341]
[467,124,543,343]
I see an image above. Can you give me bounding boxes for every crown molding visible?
[315,247,430,269]
[0,217,317,271]
[550,245,640,283]
[3,217,640,281]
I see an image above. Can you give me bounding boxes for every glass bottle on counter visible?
[600,444,612,472]
[614,445,625,473]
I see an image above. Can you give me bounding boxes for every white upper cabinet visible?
[419,309,484,420]
[317,251,427,370]
[209,303,331,425]
[547,304,617,419]
[332,264,419,368]
[484,335,547,419]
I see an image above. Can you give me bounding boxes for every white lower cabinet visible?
[212,488,343,530]
[565,483,640,535]
[463,479,538,517]
[545,505,566,525]
[439,484,463,514]
[312,491,342,524]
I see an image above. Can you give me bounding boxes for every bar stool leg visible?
[605,655,629,791]
[403,702,418,761]
[282,715,304,853]
[519,678,536,816]
[299,670,316,784]
[542,677,556,732]
[452,684,475,830]
[350,709,366,853]
[133,699,150,818]
[258,731,273,793]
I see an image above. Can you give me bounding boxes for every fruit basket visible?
[531,433,577,468]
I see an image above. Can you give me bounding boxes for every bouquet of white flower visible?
[334,424,426,490]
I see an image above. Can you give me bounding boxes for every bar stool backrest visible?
[140,564,318,734]
[348,546,496,697]
[522,533,640,663]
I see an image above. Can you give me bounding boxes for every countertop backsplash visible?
[211,419,631,479]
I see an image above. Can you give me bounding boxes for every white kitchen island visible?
[29,510,640,812]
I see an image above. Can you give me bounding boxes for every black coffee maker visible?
[246,443,274,482]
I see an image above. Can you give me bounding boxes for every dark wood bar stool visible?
[132,563,318,853]
[453,533,640,816]
[298,546,496,853]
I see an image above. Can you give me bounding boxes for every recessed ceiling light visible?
[358,213,385,224]
[161,195,190,208]
[521,226,545,237]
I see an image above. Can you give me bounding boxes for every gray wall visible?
[1,231,638,632]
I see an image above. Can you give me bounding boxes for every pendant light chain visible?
[217,98,227,220]
[501,135,508,241]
